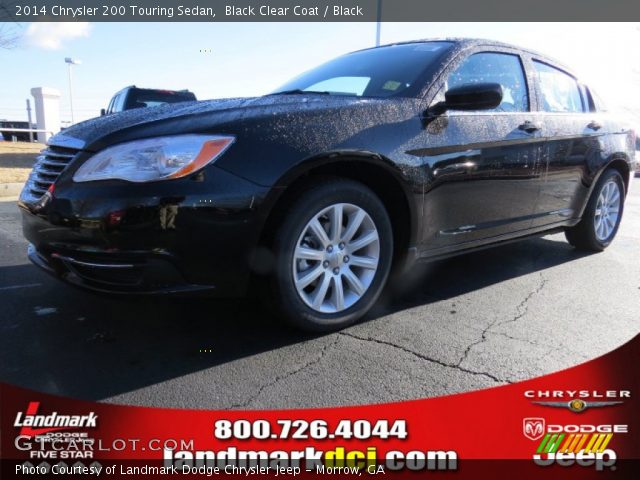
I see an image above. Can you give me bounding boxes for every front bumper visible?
[20,164,272,296]
[27,244,215,295]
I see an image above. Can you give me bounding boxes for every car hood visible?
[52,95,397,151]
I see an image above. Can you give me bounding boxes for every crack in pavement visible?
[491,330,556,351]
[226,335,341,410]
[229,327,510,410]
[339,331,508,384]
[457,272,547,368]
[491,330,592,364]
[495,275,548,329]
[491,330,589,360]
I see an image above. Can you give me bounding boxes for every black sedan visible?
[19,38,636,331]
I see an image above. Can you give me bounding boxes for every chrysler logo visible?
[523,417,545,441]
[532,400,623,413]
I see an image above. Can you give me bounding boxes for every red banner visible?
[2,335,638,478]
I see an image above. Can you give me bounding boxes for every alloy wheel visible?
[292,203,380,313]
[594,179,621,241]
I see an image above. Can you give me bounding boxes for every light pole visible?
[64,57,81,124]
[375,0,382,46]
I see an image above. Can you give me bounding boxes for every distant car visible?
[20,38,636,332]
[636,137,640,177]
[101,86,196,115]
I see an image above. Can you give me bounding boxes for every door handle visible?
[518,120,542,133]
[587,121,602,131]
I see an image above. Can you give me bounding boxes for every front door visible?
[414,51,544,253]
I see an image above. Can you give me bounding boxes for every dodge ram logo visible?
[523,418,545,441]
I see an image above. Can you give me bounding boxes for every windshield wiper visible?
[267,89,331,96]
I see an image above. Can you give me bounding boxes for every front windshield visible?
[272,41,453,98]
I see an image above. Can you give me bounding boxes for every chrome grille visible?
[27,146,79,197]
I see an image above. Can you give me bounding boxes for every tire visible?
[267,178,393,332]
[565,168,625,251]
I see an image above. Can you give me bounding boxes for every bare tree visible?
[0,1,22,49]
[0,25,21,49]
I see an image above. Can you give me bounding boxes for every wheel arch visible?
[257,152,420,273]
[576,154,631,219]
[603,156,631,195]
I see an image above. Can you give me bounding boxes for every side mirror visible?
[430,83,503,115]
[100,108,106,116]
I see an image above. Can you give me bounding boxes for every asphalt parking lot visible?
[1,180,639,409]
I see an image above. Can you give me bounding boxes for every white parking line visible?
[0,283,42,291]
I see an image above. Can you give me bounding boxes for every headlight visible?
[73,134,235,183]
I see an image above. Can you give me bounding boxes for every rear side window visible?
[533,61,584,113]
[113,93,126,113]
[106,97,115,114]
[447,52,529,112]
[589,88,608,112]
[579,85,596,112]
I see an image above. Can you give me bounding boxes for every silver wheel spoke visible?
[331,275,345,310]
[607,183,615,202]
[329,204,343,243]
[609,191,620,206]
[295,246,324,261]
[605,215,614,230]
[341,210,365,243]
[311,273,332,309]
[296,264,324,289]
[349,254,378,270]
[309,218,330,247]
[343,268,366,296]
[349,230,378,252]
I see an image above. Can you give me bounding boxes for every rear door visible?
[530,60,605,227]
[417,49,544,252]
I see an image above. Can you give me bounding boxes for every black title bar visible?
[3,0,640,22]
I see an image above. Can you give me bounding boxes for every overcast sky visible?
[1,22,639,127]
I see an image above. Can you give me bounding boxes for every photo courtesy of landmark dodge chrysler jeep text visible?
[19,38,636,331]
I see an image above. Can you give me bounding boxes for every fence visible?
[0,128,54,143]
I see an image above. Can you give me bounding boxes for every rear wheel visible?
[565,168,625,251]
[268,179,393,332]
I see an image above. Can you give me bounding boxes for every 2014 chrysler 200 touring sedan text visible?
[20,39,636,331]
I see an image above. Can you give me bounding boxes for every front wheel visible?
[565,168,625,251]
[268,179,393,332]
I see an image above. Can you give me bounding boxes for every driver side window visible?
[447,52,529,112]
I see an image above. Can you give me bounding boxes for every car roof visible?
[113,86,193,95]
[355,37,577,78]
